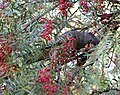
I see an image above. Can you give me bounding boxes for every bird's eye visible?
[90,40,92,42]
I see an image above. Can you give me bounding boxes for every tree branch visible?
[90,87,120,95]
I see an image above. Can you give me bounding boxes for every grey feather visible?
[45,29,100,50]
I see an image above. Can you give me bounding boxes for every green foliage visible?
[0,0,120,95]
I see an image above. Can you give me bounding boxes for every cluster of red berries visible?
[50,37,76,68]
[100,13,111,24]
[80,0,90,12]
[102,13,111,20]
[0,62,10,77]
[0,34,17,77]
[39,18,54,40]
[36,68,57,95]
[0,41,12,61]
[59,0,73,16]
[0,37,11,77]
[0,36,12,59]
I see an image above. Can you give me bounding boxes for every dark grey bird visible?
[24,28,100,64]
[45,28,100,50]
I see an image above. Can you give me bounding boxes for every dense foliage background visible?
[0,0,120,95]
